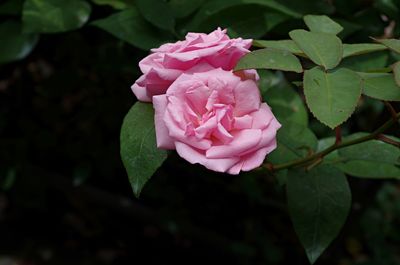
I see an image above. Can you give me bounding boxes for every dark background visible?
[1,0,400,264]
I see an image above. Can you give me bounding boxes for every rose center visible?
[185,103,234,144]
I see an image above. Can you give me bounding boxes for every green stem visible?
[268,112,400,172]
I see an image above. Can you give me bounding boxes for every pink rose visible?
[132,28,252,102]
[153,68,281,174]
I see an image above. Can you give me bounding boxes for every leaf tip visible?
[306,251,320,265]
[132,186,142,198]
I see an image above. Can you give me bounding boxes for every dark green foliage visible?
[287,165,351,264]
[22,0,91,33]
[0,21,38,63]
[120,103,167,197]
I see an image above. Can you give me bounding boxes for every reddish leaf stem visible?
[384,101,398,122]
[335,126,342,145]
[376,134,400,147]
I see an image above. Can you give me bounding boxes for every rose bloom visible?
[132,28,252,102]
[153,68,281,174]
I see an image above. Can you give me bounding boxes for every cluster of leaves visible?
[1,0,303,62]
[235,15,400,263]
[3,0,396,62]
[120,14,400,265]
[1,0,400,60]
[238,15,400,128]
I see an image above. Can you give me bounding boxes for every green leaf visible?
[168,0,205,18]
[193,5,290,39]
[268,122,317,165]
[335,19,362,39]
[120,102,168,197]
[276,0,334,15]
[337,133,400,178]
[92,8,173,50]
[338,161,400,179]
[359,73,400,101]
[22,0,91,33]
[257,69,284,94]
[317,137,340,164]
[392,61,400,86]
[343,43,387,58]
[303,67,362,128]
[0,21,39,64]
[241,0,302,17]
[234,11,288,39]
[260,11,290,32]
[136,0,175,31]
[0,0,24,15]
[183,0,301,31]
[235,48,303,73]
[91,0,134,9]
[374,0,399,18]
[266,88,308,125]
[252,39,304,55]
[289,29,343,69]
[262,73,308,125]
[292,81,303,87]
[197,5,284,39]
[317,133,400,178]
[1,168,17,191]
[304,15,343,35]
[225,10,270,38]
[339,133,400,164]
[340,51,389,72]
[287,165,351,264]
[227,0,301,18]
[373,38,400,54]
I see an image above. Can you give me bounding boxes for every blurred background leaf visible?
[91,0,134,9]
[92,8,174,50]
[136,0,175,32]
[0,21,39,64]
[22,0,92,33]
